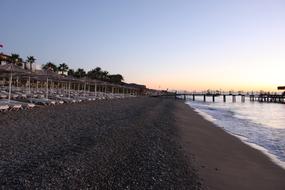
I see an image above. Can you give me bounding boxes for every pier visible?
[158,92,285,104]
[175,93,247,103]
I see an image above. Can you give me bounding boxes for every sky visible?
[1,0,285,91]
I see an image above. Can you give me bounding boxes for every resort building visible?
[0,53,11,65]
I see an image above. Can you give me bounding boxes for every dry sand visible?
[175,100,285,190]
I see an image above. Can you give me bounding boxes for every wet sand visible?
[175,100,285,190]
[0,97,201,189]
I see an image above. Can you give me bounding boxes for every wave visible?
[186,100,285,169]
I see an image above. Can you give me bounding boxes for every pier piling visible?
[165,92,285,104]
[241,95,245,102]
[232,95,236,102]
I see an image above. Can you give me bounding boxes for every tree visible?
[23,61,28,70]
[95,67,101,72]
[74,68,86,78]
[58,63,69,75]
[101,71,109,80]
[68,69,75,76]
[108,74,124,83]
[26,56,36,71]
[42,62,58,72]
[87,67,111,81]
[87,67,102,79]
[87,69,96,79]
[94,67,104,79]
[10,54,23,66]
[86,67,124,83]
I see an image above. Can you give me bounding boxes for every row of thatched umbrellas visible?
[0,64,138,102]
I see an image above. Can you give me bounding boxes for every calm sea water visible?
[185,96,285,169]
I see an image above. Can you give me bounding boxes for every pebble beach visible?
[1,97,285,190]
[0,97,201,189]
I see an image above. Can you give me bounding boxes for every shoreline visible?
[175,100,285,190]
[188,103,285,170]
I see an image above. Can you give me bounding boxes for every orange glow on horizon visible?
[144,82,280,92]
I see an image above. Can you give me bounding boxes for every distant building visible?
[0,53,37,71]
[124,83,146,95]
[278,86,285,90]
[57,71,68,76]
[0,53,11,65]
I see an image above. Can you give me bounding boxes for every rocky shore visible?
[0,97,201,189]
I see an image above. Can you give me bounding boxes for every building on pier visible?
[277,86,285,95]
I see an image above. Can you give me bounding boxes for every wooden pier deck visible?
[157,92,285,104]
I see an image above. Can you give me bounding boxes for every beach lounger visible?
[8,102,22,111]
[0,100,22,111]
[14,92,28,99]
[89,96,96,101]
[13,99,36,109]
[77,96,92,101]
[50,95,67,104]
[74,98,83,103]
[28,98,56,106]
[53,99,64,104]
[0,91,19,99]
[0,93,7,99]
[55,97,77,103]
[26,103,36,109]
[0,104,9,112]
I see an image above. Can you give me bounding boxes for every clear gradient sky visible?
[1,0,285,91]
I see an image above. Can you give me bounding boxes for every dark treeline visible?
[0,53,124,84]
[42,62,124,84]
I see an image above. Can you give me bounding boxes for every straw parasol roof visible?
[0,64,31,74]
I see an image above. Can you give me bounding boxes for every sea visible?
[185,96,285,169]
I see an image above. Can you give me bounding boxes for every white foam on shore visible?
[231,133,285,170]
[186,102,285,170]
[192,107,217,123]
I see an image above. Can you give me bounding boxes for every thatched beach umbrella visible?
[59,75,77,99]
[0,64,31,102]
[32,69,65,99]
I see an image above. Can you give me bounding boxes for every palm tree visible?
[74,68,86,78]
[87,67,102,79]
[94,67,103,79]
[26,56,36,71]
[42,62,58,72]
[108,74,124,83]
[18,58,23,67]
[23,61,28,70]
[87,69,95,79]
[58,63,69,75]
[10,54,22,66]
[102,71,109,81]
[95,67,102,73]
[68,69,75,76]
